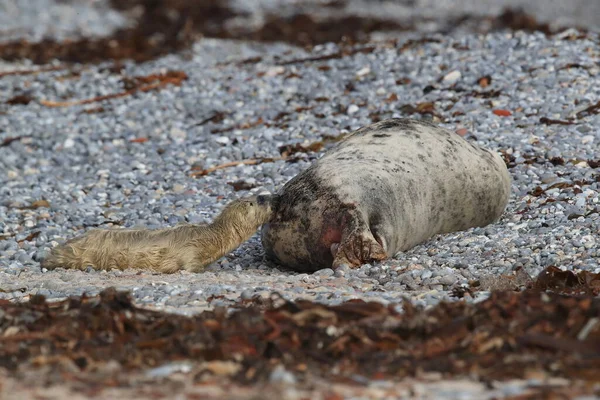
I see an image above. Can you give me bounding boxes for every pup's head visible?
[217,193,279,228]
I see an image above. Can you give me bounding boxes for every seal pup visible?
[42,194,275,273]
[261,118,511,272]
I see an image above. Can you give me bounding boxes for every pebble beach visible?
[0,0,599,398]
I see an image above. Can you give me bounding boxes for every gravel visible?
[0,0,131,43]
[1,0,599,321]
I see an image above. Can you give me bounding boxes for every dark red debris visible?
[1,136,30,147]
[528,178,596,198]
[550,156,566,166]
[277,46,376,66]
[493,109,512,117]
[278,142,325,157]
[40,70,188,107]
[121,70,188,90]
[2,267,600,388]
[0,1,578,66]
[0,0,236,64]
[250,14,408,48]
[5,94,33,105]
[477,75,492,87]
[0,0,406,65]
[539,117,574,126]
[399,102,439,119]
[576,101,600,119]
[534,266,600,295]
[492,8,553,35]
[227,180,258,191]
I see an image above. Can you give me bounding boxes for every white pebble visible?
[582,135,594,144]
[356,66,371,77]
[264,66,285,77]
[442,70,462,84]
[63,138,75,148]
[347,104,359,115]
[170,127,187,141]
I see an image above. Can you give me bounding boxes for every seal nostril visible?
[256,194,270,205]
[257,193,280,207]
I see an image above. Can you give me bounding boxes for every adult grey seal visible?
[261,118,511,272]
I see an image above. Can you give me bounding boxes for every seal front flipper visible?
[331,207,387,269]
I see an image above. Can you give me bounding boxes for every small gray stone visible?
[421,270,433,280]
[269,365,297,385]
[314,268,334,277]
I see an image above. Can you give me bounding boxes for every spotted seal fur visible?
[261,118,511,272]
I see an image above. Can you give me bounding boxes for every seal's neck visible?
[210,212,260,252]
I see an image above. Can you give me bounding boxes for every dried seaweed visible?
[2,270,600,389]
[248,14,408,48]
[540,117,574,126]
[39,70,187,107]
[576,100,600,119]
[0,0,235,64]
[277,46,376,66]
[1,136,30,147]
[278,142,325,157]
[0,65,66,77]
[190,157,285,177]
[533,266,600,295]
[492,8,553,35]
[0,2,405,65]
[0,2,581,67]
[5,94,33,105]
[227,180,258,191]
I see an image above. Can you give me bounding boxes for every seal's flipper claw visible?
[335,230,387,269]
[338,243,362,267]
[332,252,355,270]
[368,239,388,261]
[330,243,340,258]
[331,242,360,270]
[332,261,351,271]
[331,207,389,268]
